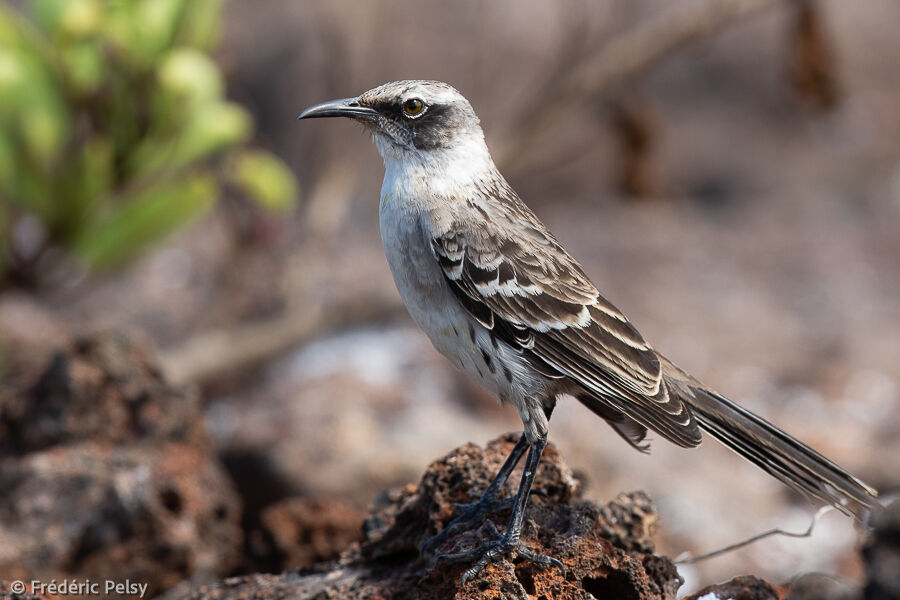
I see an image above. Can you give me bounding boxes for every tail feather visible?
[687,386,879,522]
[576,393,651,453]
[660,356,880,522]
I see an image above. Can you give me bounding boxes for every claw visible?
[438,534,565,585]
[423,433,561,585]
[460,541,503,584]
[482,519,501,538]
[422,495,514,555]
[516,546,566,579]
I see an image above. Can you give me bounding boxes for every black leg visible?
[434,434,566,584]
[498,434,544,547]
[422,433,529,555]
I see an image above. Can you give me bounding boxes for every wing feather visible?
[431,217,702,448]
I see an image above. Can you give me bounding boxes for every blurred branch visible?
[610,95,658,197]
[159,294,403,387]
[676,506,835,564]
[787,0,840,110]
[494,0,788,167]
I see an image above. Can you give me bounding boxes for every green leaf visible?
[131,101,251,177]
[136,0,187,51]
[60,40,104,95]
[0,48,69,172]
[0,4,36,49]
[0,49,28,110]
[81,136,114,208]
[5,165,53,221]
[157,47,223,108]
[21,103,66,166]
[181,102,253,157]
[31,0,102,38]
[52,136,113,239]
[72,172,217,269]
[104,0,187,67]
[0,131,14,191]
[0,5,17,47]
[227,149,299,213]
[180,0,224,50]
[0,0,280,287]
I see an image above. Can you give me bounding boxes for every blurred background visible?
[1,0,899,596]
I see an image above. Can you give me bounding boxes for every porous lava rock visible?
[174,434,685,600]
[0,334,205,454]
[0,334,241,598]
[683,575,781,600]
[254,496,366,570]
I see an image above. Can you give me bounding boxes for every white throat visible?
[375,129,496,202]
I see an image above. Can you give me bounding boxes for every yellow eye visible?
[402,98,425,116]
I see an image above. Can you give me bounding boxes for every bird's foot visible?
[435,520,565,584]
[421,495,514,555]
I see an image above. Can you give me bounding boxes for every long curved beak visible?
[297,97,378,121]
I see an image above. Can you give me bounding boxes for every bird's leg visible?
[436,434,565,584]
[422,433,529,555]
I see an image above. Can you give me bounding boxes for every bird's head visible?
[298,80,484,160]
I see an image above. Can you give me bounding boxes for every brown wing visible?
[431,211,702,449]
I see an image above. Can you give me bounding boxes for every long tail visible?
[662,359,881,522]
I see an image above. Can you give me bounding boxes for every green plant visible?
[0,0,297,285]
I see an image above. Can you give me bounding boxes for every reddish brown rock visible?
[0,334,205,455]
[257,496,366,570]
[174,434,685,600]
[0,442,242,597]
[0,334,242,598]
[683,576,782,600]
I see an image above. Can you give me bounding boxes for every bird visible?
[298,80,881,583]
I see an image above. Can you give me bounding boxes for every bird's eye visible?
[402,98,425,117]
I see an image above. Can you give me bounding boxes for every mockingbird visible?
[298,80,880,582]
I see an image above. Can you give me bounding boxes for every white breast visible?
[378,185,468,362]
[374,132,552,441]
[378,181,552,441]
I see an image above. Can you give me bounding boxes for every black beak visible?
[297,97,378,121]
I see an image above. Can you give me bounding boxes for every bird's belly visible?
[378,205,521,400]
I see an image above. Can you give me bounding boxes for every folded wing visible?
[430,212,702,449]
